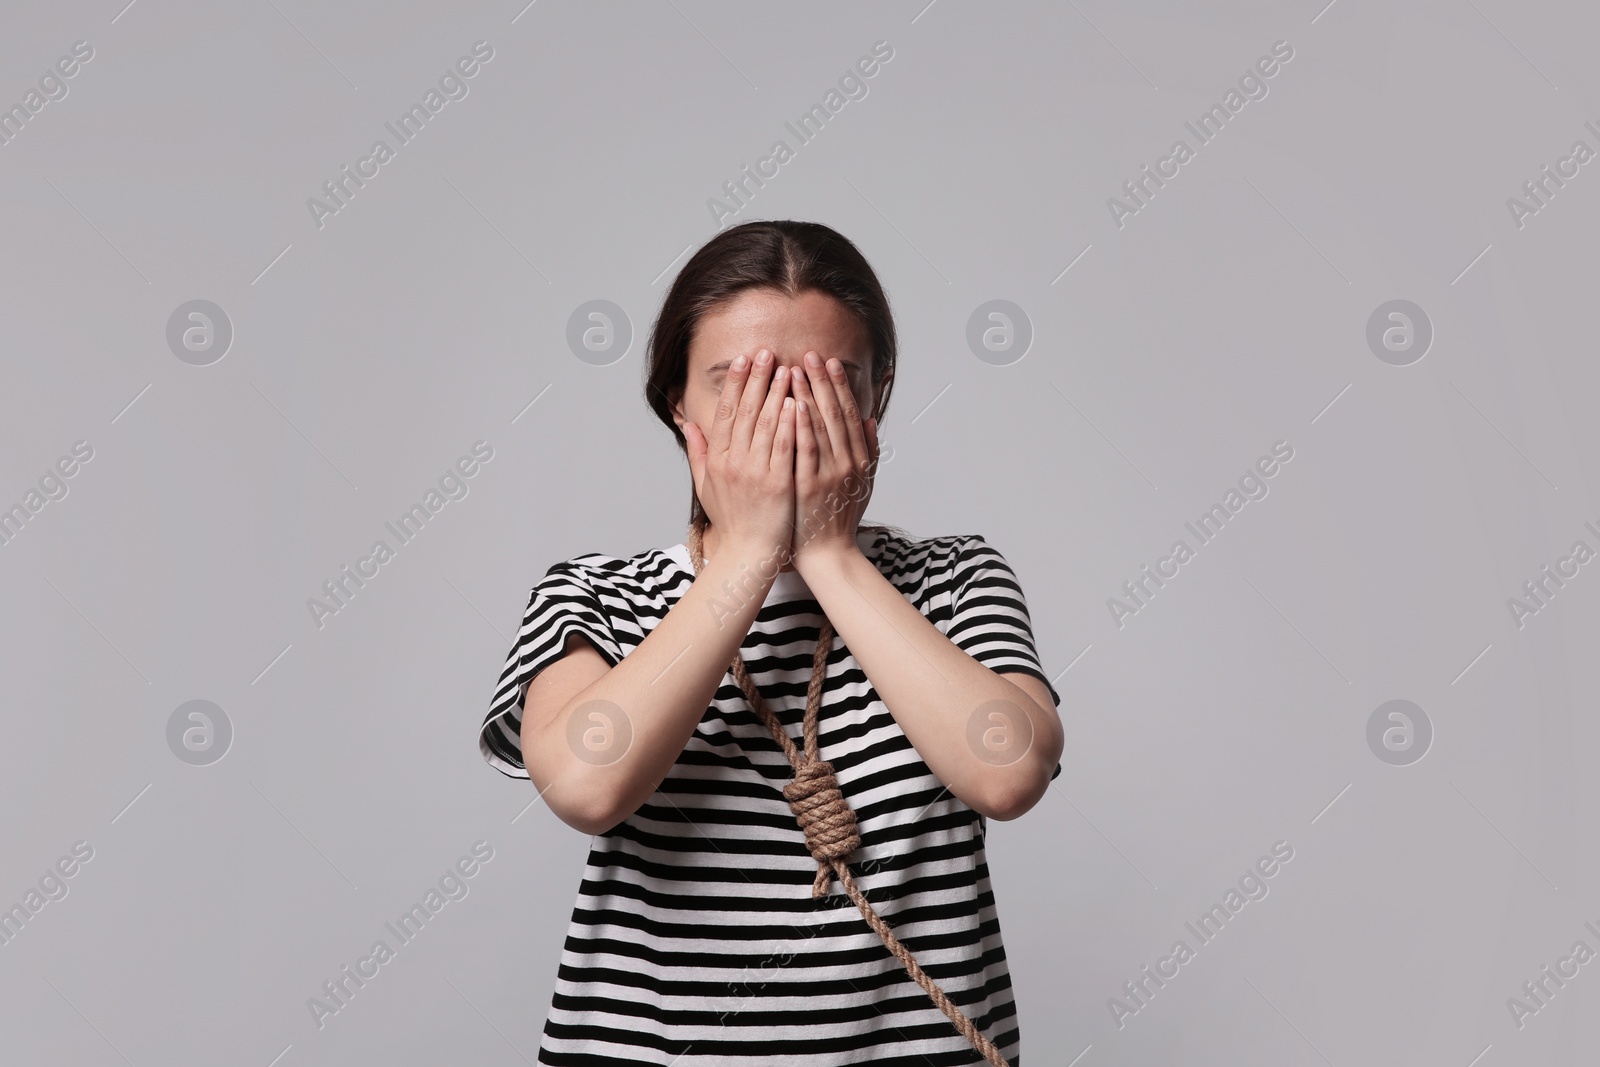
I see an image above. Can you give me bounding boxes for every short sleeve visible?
[948,534,1062,781]
[479,560,624,779]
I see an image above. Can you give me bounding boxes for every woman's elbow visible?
[982,751,1058,821]
[524,746,625,837]
[539,777,623,836]
[984,782,1043,822]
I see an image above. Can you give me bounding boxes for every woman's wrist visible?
[791,536,864,581]
[711,533,793,579]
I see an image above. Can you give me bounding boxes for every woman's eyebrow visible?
[706,358,863,374]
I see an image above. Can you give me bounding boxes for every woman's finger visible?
[772,396,796,475]
[732,349,775,455]
[864,417,880,494]
[708,353,749,454]
[827,356,869,470]
[801,351,850,462]
[791,357,833,468]
[794,394,817,481]
[747,364,789,463]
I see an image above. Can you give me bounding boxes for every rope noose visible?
[688,520,1012,1067]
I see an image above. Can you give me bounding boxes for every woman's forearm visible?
[794,545,1060,818]
[529,540,783,831]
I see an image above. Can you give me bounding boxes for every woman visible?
[480,220,1064,1065]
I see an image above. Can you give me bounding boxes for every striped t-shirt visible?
[479,525,1061,1065]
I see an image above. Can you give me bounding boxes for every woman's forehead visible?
[690,290,869,368]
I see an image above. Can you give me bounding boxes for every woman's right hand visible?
[683,348,796,564]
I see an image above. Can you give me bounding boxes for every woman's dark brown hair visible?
[645,219,899,529]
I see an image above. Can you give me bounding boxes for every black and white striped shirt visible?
[480,526,1061,1065]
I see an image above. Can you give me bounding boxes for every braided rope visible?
[688,520,1011,1067]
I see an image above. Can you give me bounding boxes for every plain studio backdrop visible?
[2,0,1598,1064]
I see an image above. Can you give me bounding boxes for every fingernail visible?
[733,353,748,371]
[805,351,822,369]
[756,349,771,365]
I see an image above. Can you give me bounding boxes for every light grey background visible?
[2,0,1597,1064]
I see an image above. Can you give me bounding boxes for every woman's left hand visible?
[790,350,880,570]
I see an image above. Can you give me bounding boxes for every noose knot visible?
[782,759,860,897]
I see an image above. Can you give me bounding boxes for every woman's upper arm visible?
[519,632,612,764]
[947,534,1064,783]
[478,560,624,781]
[948,535,1059,700]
